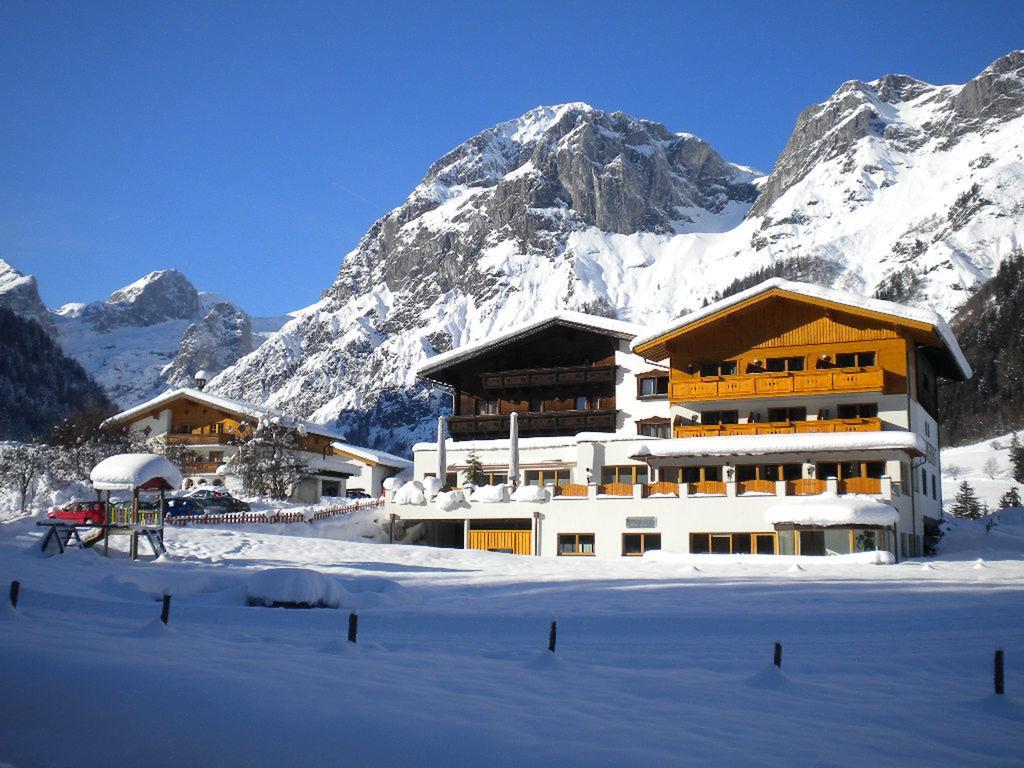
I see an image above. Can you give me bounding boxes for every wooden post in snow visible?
[548,620,557,653]
[774,642,783,668]
[995,649,1005,695]
[160,594,171,625]
[348,612,358,644]
[9,580,20,609]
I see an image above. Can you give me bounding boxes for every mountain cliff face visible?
[0,259,56,335]
[209,52,1024,455]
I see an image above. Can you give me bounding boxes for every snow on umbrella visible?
[508,410,520,489]
[437,415,447,486]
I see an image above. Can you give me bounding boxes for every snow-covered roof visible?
[630,278,971,380]
[102,388,348,442]
[90,453,183,491]
[631,431,926,459]
[417,311,644,378]
[330,442,412,470]
[305,456,361,476]
[413,432,651,453]
[764,493,898,527]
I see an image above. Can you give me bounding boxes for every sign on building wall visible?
[626,517,657,529]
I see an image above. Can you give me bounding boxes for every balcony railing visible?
[165,433,236,445]
[737,479,777,495]
[482,364,616,390]
[673,417,882,439]
[599,482,633,497]
[186,462,224,475]
[553,484,589,497]
[687,480,727,496]
[449,409,617,438]
[670,367,885,402]
[839,477,882,495]
[786,479,828,496]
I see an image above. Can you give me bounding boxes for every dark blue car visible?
[165,498,206,517]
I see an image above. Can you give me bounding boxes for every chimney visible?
[194,370,209,391]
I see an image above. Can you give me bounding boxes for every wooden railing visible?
[670,367,885,402]
[553,484,589,497]
[645,481,680,497]
[737,479,776,495]
[786,479,827,496]
[187,462,223,474]
[166,499,383,526]
[165,434,236,445]
[688,480,727,496]
[481,364,616,390]
[839,477,882,495]
[449,409,617,438]
[674,417,881,438]
[599,482,633,497]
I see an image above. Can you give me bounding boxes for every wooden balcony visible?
[449,409,617,438]
[839,477,882,495]
[645,481,680,497]
[482,364,616,390]
[737,479,776,495]
[673,417,882,439]
[687,480,727,496]
[187,462,223,475]
[670,367,885,402]
[553,484,589,497]
[165,433,236,445]
[599,482,633,497]
[786,479,827,496]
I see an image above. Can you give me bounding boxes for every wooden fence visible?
[166,499,383,527]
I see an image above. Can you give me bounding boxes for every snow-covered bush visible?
[470,484,509,503]
[393,481,426,505]
[435,490,467,511]
[511,484,547,503]
[422,476,443,499]
[245,568,346,608]
[382,477,403,492]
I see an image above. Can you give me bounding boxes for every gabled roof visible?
[331,442,412,470]
[630,278,971,380]
[416,311,644,379]
[102,388,349,442]
[90,453,183,491]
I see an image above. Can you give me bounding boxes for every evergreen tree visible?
[465,450,486,486]
[1010,433,1024,484]
[224,419,308,499]
[998,486,1022,510]
[948,480,984,520]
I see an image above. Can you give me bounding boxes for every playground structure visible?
[38,454,183,560]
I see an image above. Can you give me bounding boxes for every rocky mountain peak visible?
[0,259,54,334]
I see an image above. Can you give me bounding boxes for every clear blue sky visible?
[2,1,1022,316]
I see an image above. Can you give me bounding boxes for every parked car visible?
[345,489,372,500]
[195,494,251,512]
[187,489,227,501]
[47,501,106,526]
[164,498,206,517]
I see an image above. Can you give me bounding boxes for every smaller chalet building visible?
[390,279,970,560]
[103,389,411,502]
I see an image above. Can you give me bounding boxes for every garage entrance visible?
[468,519,533,555]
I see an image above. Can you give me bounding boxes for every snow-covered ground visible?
[1,511,1022,767]
[942,431,1023,510]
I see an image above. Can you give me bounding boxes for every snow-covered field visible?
[942,432,1022,511]
[1,511,1022,767]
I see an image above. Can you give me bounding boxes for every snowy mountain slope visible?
[209,52,1024,455]
[0,262,286,408]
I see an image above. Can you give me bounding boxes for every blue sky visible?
[2,1,1022,316]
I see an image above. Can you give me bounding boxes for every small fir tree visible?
[948,480,984,520]
[465,450,486,486]
[998,486,1022,510]
[1009,433,1024,484]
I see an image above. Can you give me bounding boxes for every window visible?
[208,451,223,463]
[558,533,595,556]
[767,406,808,422]
[931,474,937,500]
[921,466,927,492]
[622,533,661,556]
[528,398,543,412]
[477,399,499,415]
[698,361,737,377]
[574,395,591,411]
[835,351,876,368]
[799,530,826,556]
[637,374,669,398]
[601,465,649,485]
[690,532,775,554]
[637,420,671,439]
[765,356,805,373]
[837,403,879,419]
[445,472,459,488]
[817,461,884,480]
[660,465,723,484]
[736,464,801,482]
[701,410,739,425]
[524,468,572,487]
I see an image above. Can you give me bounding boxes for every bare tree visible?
[942,464,964,481]
[224,419,308,499]
[983,456,1000,480]
[0,442,49,513]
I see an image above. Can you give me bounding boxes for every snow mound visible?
[382,477,403,492]
[470,484,509,503]
[422,476,444,499]
[435,490,467,511]
[393,481,426,506]
[90,453,183,491]
[511,485,548,503]
[765,494,897,527]
[245,568,346,608]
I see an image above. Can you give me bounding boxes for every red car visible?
[47,501,107,526]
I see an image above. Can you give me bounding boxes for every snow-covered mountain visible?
[0,263,286,408]
[208,52,1024,455]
